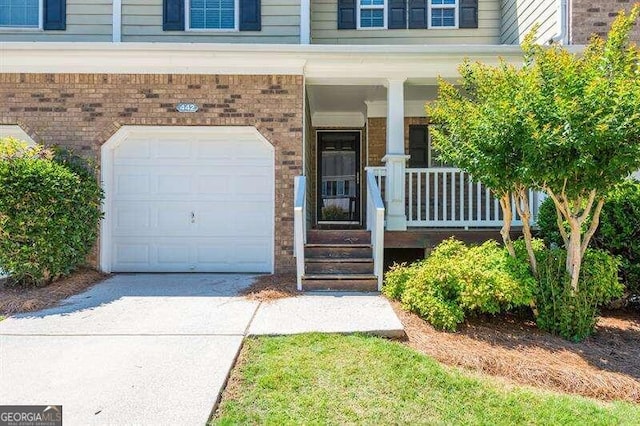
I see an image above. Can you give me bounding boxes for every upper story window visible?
[358,0,385,29]
[430,0,457,28]
[187,0,238,31]
[0,0,41,28]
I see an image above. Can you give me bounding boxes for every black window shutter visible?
[337,0,356,30]
[43,0,66,30]
[240,0,261,31]
[163,0,184,31]
[408,0,427,29]
[408,125,428,168]
[459,0,478,29]
[388,0,406,29]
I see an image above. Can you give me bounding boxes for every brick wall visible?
[0,73,304,273]
[571,0,640,44]
[366,117,429,166]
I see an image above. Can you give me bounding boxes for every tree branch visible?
[546,188,570,246]
[581,198,605,256]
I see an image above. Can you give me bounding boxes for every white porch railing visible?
[366,169,385,290]
[294,175,307,291]
[366,167,541,228]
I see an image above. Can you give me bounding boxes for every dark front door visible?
[317,131,361,224]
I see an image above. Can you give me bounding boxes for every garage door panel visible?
[155,139,192,159]
[108,127,274,273]
[116,174,150,196]
[116,138,151,159]
[157,245,190,264]
[114,244,150,265]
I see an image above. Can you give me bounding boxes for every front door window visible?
[317,131,360,223]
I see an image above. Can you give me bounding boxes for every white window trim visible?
[0,0,44,31]
[428,0,458,30]
[357,0,387,30]
[185,0,240,33]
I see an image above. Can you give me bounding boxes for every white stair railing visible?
[294,175,307,291]
[366,169,385,291]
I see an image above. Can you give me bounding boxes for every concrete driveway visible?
[0,274,260,425]
[0,273,403,425]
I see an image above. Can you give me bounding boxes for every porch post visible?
[382,78,409,231]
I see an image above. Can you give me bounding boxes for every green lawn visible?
[213,333,640,425]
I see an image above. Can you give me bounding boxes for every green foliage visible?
[535,249,623,342]
[384,239,535,331]
[537,180,640,295]
[0,138,104,286]
[594,181,640,295]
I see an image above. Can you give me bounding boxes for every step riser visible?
[305,247,372,259]
[302,279,378,292]
[307,231,371,245]
[306,262,374,275]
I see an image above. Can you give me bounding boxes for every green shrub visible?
[535,248,623,342]
[593,181,640,295]
[0,138,104,286]
[384,239,535,331]
[537,180,640,295]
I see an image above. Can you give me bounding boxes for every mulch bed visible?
[391,300,640,403]
[0,267,109,316]
[240,273,300,301]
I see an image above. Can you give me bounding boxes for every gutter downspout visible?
[300,0,311,44]
[550,0,569,44]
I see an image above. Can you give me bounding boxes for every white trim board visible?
[311,112,365,128]
[365,100,431,118]
[0,43,541,82]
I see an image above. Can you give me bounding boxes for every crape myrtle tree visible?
[427,6,640,292]
[427,51,541,276]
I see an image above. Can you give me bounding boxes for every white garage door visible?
[104,127,274,273]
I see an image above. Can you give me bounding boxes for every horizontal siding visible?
[501,0,557,44]
[311,0,501,44]
[0,0,112,41]
[121,0,300,43]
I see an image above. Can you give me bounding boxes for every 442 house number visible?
[176,102,199,113]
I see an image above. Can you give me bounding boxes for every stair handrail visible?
[366,169,385,290]
[294,175,307,291]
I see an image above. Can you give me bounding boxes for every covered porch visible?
[303,79,541,233]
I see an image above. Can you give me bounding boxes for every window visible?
[430,0,457,28]
[359,0,385,29]
[0,0,41,28]
[187,0,238,31]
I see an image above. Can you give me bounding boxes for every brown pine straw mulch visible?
[0,267,109,316]
[240,273,300,301]
[391,300,640,403]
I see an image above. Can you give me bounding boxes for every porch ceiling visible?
[307,84,440,126]
[307,85,439,119]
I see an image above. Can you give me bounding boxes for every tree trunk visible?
[499,193,516,258]
[514,189,538,277]
[566,219,583,292]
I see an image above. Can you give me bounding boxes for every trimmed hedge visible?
[0,138,103,286]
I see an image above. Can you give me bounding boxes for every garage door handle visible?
[191,211,195,223]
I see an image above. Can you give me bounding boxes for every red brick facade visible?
[367,117,429,166]
[0,73,304,272]
[571,0,640,44]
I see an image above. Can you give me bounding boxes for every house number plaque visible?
[176,102,199,113]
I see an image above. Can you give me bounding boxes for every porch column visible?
[382,78,409,231]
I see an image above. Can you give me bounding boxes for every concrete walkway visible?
[0,273,403,425]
